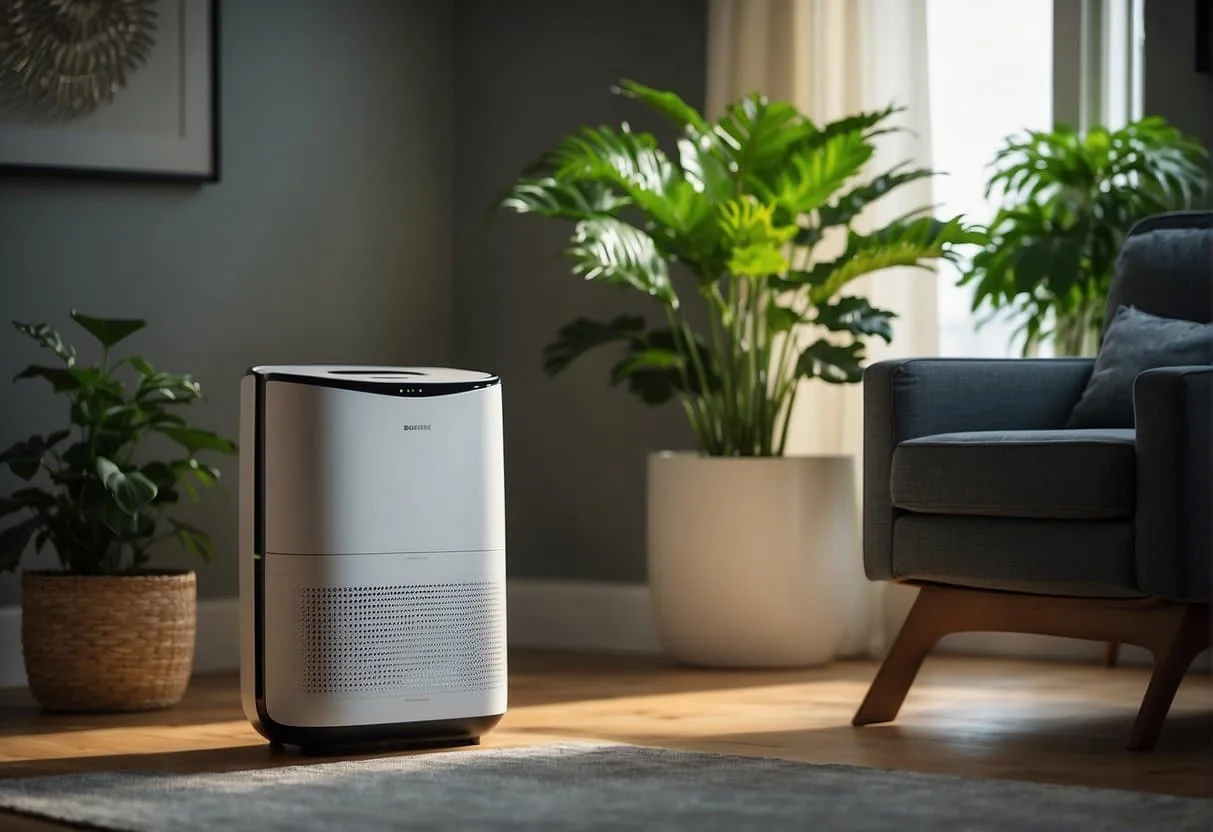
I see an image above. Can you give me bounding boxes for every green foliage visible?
[497,80,983,456]
[0,312,237,575]
[959,117,1209,356]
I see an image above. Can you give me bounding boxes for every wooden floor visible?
[0,651,1210,829]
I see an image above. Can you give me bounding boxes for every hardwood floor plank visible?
[0,652,1208,830]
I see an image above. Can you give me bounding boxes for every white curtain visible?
[707,0,937,657]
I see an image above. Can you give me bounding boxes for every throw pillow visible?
[1066,305,1213,429]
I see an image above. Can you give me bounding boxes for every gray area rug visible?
[0,741,1207,831]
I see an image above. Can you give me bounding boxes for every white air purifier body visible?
[239,365,507,750]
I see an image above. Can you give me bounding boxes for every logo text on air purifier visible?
[402,424,432,432]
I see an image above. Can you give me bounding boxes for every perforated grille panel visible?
[295,582,506,696]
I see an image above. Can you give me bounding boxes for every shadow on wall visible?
[0,0,457,605]
[452,0,708,585]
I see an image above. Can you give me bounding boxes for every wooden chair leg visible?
[852,589,948,726]
[1103,642,1120,667]
[1127,605,1210,751]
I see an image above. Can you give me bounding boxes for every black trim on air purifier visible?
[253,372,267,704]
[243,367,500,398]
[246,713,505,751]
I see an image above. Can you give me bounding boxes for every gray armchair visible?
[853,211,1212,750]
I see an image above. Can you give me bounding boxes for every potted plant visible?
[495,81,982,666]
[0,312,237,711]
[959,117,1208,356]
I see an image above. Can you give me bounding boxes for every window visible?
[927,0,1055,357]
[926,0,1145,358]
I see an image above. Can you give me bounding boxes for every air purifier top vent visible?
[247,365,499,396]
[248,365,495,384]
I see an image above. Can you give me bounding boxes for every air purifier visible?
[239,365,507,751]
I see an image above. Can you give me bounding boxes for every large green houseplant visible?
[0,312,236,711]
[500,81,982,457]
[496,81,982,667]
[959,117,1208,356]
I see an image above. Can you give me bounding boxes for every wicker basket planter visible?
[20,570,197,712]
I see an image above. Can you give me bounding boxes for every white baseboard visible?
[1,581,1207,688]
[506,580,662,655]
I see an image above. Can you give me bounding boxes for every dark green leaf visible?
[812,163,939,234]
[117,356,155,376]
[8,488,56,511]
[0,435,60,481]
[169,519,216,561]
[796,340,865,384]
[159,427,239,456]
[169,458,221,491]
[12,322,76,366]
[0,517,41,572]
[95,457,159,515]
[14,365,80,391]
[610,349,684,384]
[140,462,177,490]
[542,315,647,377]
[766,304,802,333]
[137,372,202,402]
[813,296,897,343]
[69,311,146,348]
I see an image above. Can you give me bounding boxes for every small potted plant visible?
[496,81,983,666]
[0,312,237,711]
[959,117,1208,356]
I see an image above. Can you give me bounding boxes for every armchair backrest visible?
[1103,211,1213,335]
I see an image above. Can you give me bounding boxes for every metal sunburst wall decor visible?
[0,0,158,120]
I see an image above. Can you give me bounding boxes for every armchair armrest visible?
[863,358,1095,580]
[1134,365,1213,601]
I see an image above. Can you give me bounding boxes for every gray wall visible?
[0,0,454,603]
[1144,0,1213,157]
[453,0,708,582]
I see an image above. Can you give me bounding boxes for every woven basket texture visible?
[21,570,197,712]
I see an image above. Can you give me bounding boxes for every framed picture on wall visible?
[0,0,219,183]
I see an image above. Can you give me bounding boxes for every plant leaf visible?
[70,311,146,348]
[766,304,803,333]
[138,372,202,402]
[117,356,155,376]
[0,517,41,572]
[564,217,677,304]
[800,216,985,302]
[169,519,216,561]
[497,178,629,220]
[771,129,874,215]
[0,434,65,481]
[813,296,898,343]
[678,135,733,203]
[613,79,710,134]
[808,163,939,241]
[159,427,239,456]
[12,322,76,366]
[14,365,80,391]
[796,339,865,384]
[95,457,159,515]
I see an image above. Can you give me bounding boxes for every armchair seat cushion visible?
[890,428,1136,520]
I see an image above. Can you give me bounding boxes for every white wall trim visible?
[506,580,662,655]
[1,581,1206,688]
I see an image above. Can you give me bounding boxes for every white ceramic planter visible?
[646,452,857,668]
